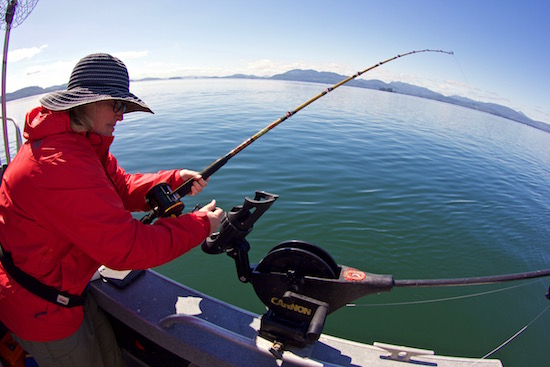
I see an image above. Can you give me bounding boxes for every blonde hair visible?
[69,104,95,133]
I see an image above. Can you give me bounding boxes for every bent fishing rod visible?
[141,49,454,224]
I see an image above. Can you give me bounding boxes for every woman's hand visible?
[179,169,208,196]
[198,199,223,235]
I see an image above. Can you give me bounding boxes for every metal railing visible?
[1,115,22,165]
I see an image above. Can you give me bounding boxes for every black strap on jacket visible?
[0,243,85,308]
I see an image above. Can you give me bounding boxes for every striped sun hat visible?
[40,53,153,114]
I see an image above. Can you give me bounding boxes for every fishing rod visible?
[141,48,454,224]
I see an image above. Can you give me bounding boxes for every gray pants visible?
[12,293,126,367]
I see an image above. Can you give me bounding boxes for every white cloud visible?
[242,59,355,77]
[6,59,75,91]
[244,59,302,76]
[531,106,550,124]
[6,51,150,91]
[127,61,213,79]
[8,44,48,62]
[114,51,149,60]
[24,60,74,78]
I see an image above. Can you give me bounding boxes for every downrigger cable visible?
[141,49,454,223]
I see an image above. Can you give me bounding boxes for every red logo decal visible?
[343,268,366,282]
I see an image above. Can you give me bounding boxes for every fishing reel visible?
[144,183,184,219]
[202,191,395,348]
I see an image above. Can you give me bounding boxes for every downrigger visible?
[201,190,395,349]
[200,190,550,355]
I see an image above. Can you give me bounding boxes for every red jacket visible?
[0,107,210,341]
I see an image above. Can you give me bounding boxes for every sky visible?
[3,0,550,124]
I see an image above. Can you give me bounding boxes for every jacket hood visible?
[23,106,114,161]
[24,106,73,141]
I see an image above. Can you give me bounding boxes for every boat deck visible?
[90,269,503,367]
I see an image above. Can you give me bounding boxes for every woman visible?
[0,53,223,366]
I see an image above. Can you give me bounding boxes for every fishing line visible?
[451,53,496,131]
[452,53,476,99]
[346,278,541,307]
[468,303,550,367]
[140,49,454,223]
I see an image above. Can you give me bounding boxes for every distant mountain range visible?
[5,69,549,133]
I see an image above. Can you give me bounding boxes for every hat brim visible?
[39,86,153,114]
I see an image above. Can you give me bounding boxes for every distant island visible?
[5,69,549,133]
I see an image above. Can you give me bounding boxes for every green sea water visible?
[6,78,550,366]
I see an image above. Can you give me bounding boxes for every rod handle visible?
[174,155,229,198]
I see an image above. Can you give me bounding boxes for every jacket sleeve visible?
[29,138,210,271]
[104,152,184,212]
